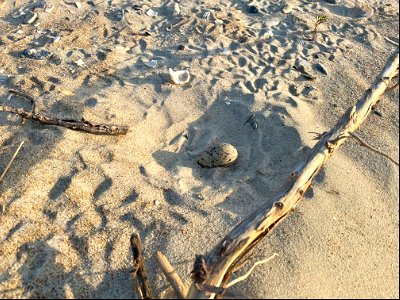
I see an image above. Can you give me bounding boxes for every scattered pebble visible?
[198,143,239,168]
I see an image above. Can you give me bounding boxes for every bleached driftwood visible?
[188,50,399,299]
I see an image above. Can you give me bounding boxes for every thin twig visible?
[349,132,399,166]
[130,233,153,299]
[385,81,399,93]
[155,251,188,299]
[224,253,279,289]
[0,141,24,184]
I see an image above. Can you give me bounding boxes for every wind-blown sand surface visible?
[0,0,399,298]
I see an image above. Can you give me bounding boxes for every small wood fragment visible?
[155,251,188,299]
[130,233,153,299]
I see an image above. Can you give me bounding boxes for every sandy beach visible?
[0,0,399,298]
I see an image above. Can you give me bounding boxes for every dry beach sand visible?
[0,0,399,298]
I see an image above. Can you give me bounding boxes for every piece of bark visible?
[0,105,129,135]
[155,251,188,299]
[130,233,153,299]
[188,50,399,298]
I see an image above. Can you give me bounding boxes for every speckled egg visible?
[197,143,238,168]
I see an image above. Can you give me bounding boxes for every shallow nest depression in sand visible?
[0,0,399,299]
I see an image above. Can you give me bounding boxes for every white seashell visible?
[169,68,190,85]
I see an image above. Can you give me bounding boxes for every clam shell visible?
[169,68,191,85]
[198,143,238,168]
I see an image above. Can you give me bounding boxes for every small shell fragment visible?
[198,143,239,168]
[23,11,38,24]
[146,9,158,17]
[169,68,190,85]
[144,60,158,68]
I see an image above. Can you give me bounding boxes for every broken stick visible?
[130,233,152,299]
[155,251,188,299]
[188,50,399,298]
[0,105,129,135]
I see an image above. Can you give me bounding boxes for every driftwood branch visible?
[155,251,188,299]
[188,49,400,298]
[1,91,129,135]
[130,233,153,299]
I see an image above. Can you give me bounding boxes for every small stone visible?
[75,1,82,9]
[198,143,239,168]
[282,3,293,14]
[177,45,186,51]
[325,0,337,4]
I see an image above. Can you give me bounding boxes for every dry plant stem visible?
[224,253,278,289]
[130,233,153,299]
[188,49,400,299]
[349,132,399,166]
[0,105,129,135]
[0,141,24,184]
[155,251,188,299]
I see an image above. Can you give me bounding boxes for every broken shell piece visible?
[144,60,158,68]
[23,11,38,24]
[75,59,85,66]
[146,9,158,17]
[169,68,191,85]
[174,3,180,15]
[198,143,239,168]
